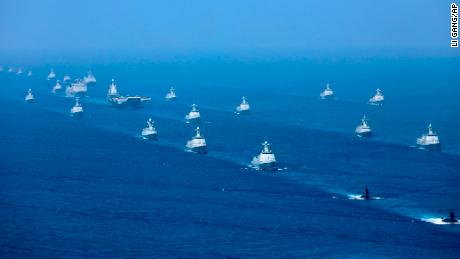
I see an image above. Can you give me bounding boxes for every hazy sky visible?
[0,0,456,56]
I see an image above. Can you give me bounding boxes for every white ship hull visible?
[258,161,277,171]
[71,110,84,117]
[108,96,150,108]
[251,160,277,171]
[417,142,441,151]
[416,124,441,151]
[84,78,96,85]
[165,94,176,100]
[320,93,334,100]
[356,131,372,137]
[251,155,277,171]
[236,106,250,113]
[72,87,88,94]
[52,87,62,93]
[71,106,83,117]
[186,139,207,154]
[368,100,384,106]
[355,126,372,137]
[142,130,158,140]
[186,117,200,123]
[188,145,207,154]
[142,133,158,140]
[185,112,200,123]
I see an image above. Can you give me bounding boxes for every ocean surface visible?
[1,57,460,258]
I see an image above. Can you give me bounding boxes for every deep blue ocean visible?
[1,56,460,258]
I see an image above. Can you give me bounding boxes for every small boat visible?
[185,104,200,123]
[52,80,62,93]
[83,71,96,84]
[320,83,334,100]
[368,88,384,105]
[106,79,151,108]
[355,115,372,137]
[8,67,13,73]
[0,66,4,72]
[63,75,71,82]
[416,122,441,150]
[442,211,458,223]
[16,68,23,75]
[186,126,207,154]
[165,87,177,100]
[70,97,84,117]
[47,69,56,80]
[236,96,250,113]
[251,141,277,171]
[141,118,158,140]
[27,71,33,77]
[25,89,35,103]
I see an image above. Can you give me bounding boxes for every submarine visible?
[442,211,458,223]
[360,186,371,200]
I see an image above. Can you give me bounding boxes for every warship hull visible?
[417,143,441,151]
[368,100,384,106]
[257,162,277,171]
[356,131,372,138]
[320,94,334,100]
[108,96,150,108]
[189,145,207,154]
[142,132,158,140]
[71,111,83,117]
[186,117,200,124]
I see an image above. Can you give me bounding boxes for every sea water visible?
[0,56,459,258]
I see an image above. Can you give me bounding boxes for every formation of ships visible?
[11,67,445,160]
[2,66,457,224]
